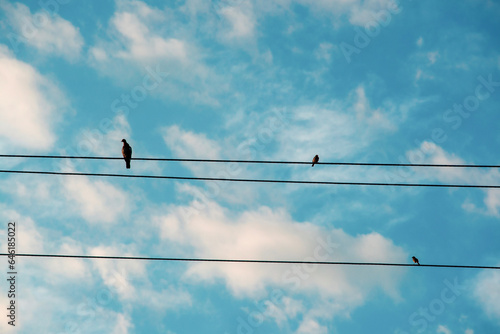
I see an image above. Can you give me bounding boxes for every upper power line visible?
[1,154,499,168]
[1,253,498,270]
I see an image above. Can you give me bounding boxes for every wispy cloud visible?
[0,1,84,61]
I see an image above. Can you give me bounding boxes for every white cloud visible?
[0,45,66,151]
[77,114,131,157]
[262,297,304,326]
[90,0,190,66]
[162,125,221,159]
[405,141,466,182]
[437,325,452,334]
[349,0,399,26]
[417,37,424,47]
[482,190,500,216]
[158,90,410,206]
[474,267,500,320]
[0,170,136,228]
[277,106,358,159]
[218,3,256,40]
[89,0,224,106]
[153,197,409,331]
[111,10,187,63]
[90,244,193,313]
[213,0,275,59]
[162,126,249,202]
[179,0,214,17]
[0,295,15,332]
[272,88,397,163]
[295,316,328,334]
[314,42,337,62]
[406,141,500,217]
[428,51,439,64]
[0,1,83,60]
[0,208,87,284]
[70,114,162,174]
[138,286,192,311]
[294,0,355,15]
[293,0,400,26]
[0,210,117,333]
[0,208,44,254]
[90,245,147,300]
[112,314,133,334]
[0,201,188,331]
[154,196,408,314]
[90,46,108,61]
[63,177,131,224]
[465,329,474,334]
[416,68,423,80]
[46,240,91,281]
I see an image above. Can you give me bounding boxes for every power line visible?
[1,154,498,168]
[1,253,498,270]
[0,169,499,189]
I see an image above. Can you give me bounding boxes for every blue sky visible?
[0,0,499,333]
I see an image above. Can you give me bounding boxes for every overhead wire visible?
[0,253,498,270]
[1,154,499,168]
[0,169,499,189]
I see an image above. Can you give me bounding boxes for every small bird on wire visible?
[312,155,319,167]
[412,256,420,265]
[122,139,132,169]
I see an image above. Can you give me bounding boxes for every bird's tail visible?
[312,163,315,167]
[126,160,130,169]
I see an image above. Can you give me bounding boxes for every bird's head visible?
[121,139,127,143]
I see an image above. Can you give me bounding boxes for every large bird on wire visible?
[122,139,132,169]
[412,256,420,265]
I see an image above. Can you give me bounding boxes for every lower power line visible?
[1,253,498,270]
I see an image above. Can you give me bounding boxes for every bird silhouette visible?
[412,256,420,265]
[122,139,132,169]
[312,155,319,167]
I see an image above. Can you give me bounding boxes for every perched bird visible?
[412,256,420,265]
[312,155,319,167]
[122,139,132,169]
